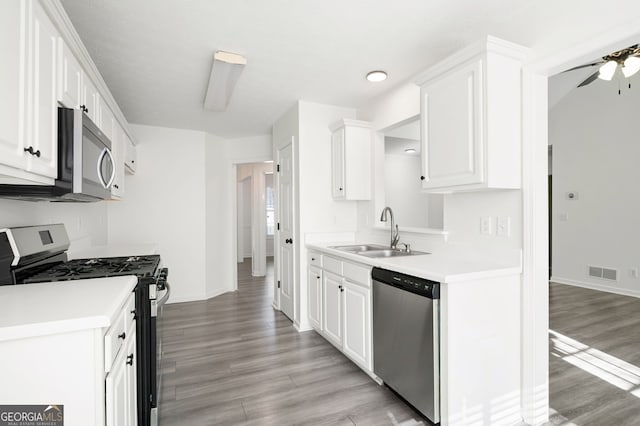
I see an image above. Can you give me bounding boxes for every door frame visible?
[521,23,640,425]
[229,157,273,292]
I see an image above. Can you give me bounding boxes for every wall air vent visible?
[588,266,618,281]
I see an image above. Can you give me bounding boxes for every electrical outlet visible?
[480,216,492,235]
[497,216,511,237]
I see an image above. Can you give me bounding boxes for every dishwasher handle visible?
[372,267,440,299]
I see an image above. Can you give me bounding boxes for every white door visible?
[308,266,322,331]
[277,142,295,321]
[342,280,371,369]
[323,271,343,349]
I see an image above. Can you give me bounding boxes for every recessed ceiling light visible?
[404,148,417,154]
[366,70,387,82]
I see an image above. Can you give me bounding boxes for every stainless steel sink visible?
[358,249,428,258]
[330,244,387,252]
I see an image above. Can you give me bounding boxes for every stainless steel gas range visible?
[0,223,170,426]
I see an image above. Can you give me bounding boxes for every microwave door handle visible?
[104,148,116,188]
[97,148,116,189]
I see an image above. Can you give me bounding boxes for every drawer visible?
[343,261,371,287]
[123,292,136,334]
[308,251,322,268]
[323,256,342,276]
[104,308,126,372]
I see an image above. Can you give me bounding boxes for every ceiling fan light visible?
[598,60,617,81]
[622,56,640,78]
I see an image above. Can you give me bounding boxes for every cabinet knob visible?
[131,160,135,164]
[420,176,425,181]
[311,257,315,261]
[126,354,134,366]
[285,238,293,244]
[130,310,137,320]
[114,184,119,189]
[118,332,126,340]
[339,187,343,191]
[80,105,89,114]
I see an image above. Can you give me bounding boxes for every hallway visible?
[158,259,424,425]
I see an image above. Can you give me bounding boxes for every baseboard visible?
[272,302,280,311]
[206,288,233,300]
[294,321,313,333]
[551,276,640,298]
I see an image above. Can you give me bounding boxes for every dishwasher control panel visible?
[371,267,440,299]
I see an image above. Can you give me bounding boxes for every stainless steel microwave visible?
[0,107,115,201]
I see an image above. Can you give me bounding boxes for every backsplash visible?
[0,198,108,247]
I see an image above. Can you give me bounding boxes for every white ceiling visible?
[60,0,640,139]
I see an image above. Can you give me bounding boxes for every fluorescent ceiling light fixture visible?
[622,56,640,78]
[598,60,617,81]
[264,160,274,163]
[404,148,417,154]
[204,51,247,111]
[366,70,387,82]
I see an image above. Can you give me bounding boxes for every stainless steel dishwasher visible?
[372,267,440,424]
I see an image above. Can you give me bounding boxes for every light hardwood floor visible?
[548,282,640,425]
[158,258,425,425]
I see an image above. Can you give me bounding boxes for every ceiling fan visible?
[566,45,640,88]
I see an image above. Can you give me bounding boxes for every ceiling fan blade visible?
[564,61,603,72]
[577,71,600,87]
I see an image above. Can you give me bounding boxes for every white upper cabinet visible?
[58,39,82,109]
[0,2,30,181]
[124,135,137,174]
[329,119,372,200]
[110,123,126,199]
[416,36,529,193]
[24,0,59,180]
[0,0,138,191]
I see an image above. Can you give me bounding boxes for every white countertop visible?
[67,243,158,260]
[0,276,137,342]
[306,242,522,283]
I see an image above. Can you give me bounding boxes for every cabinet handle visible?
[118,332,126,340]
[131,160,135,164]
[311,257,315,261]
[80,105,89,114]
[285,238,293,244]
[131,310,137,320]
[126,354,134,366]
[339,187,343,191]
[23,146,41,157]
[420,176,425,181]
[114,184,119,189]
[341,288,344,292]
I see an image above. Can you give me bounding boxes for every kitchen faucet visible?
[380,206,400,249]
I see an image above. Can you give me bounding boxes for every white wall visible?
[550,79,640,296]
[108,124,208,303]
[0,199,108,248]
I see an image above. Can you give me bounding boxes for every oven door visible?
[150,281,170,425]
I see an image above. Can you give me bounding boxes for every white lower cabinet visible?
[106,326,137,426]
[342,279,371,369]
[307,265,323,331]
[309,251,373,374]
[322,271,343,348]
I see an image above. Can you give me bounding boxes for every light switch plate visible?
[481,216,492,235]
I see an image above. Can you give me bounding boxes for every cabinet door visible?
[124,331,137,426]
[99,98,115,142]
[106,350,128,426]
[331,128,345,199]
[0,1,27,173]
[421,59,483,189]
[27,1,58,179]
[308,266,322,331]
[342,280,371,369]
[82,76,99,123]
[58,41,82,109]
[110,124,126,199]
[322,271,342,348]
[124,133,137,174]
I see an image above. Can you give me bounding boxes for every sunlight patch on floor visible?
[550,329,640,394]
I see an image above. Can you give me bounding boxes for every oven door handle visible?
[157,282,171,307]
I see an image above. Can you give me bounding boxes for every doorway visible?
[235,162,275,277]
